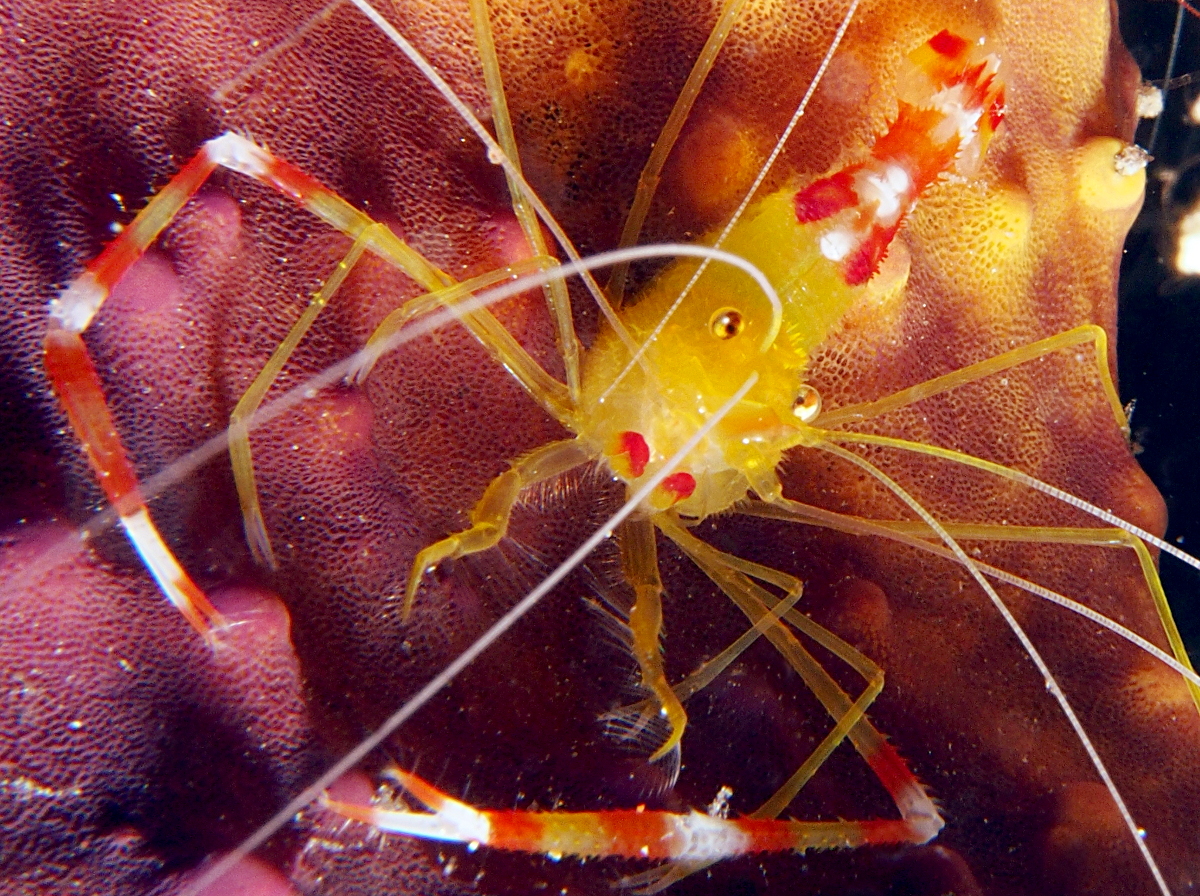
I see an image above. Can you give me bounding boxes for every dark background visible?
[1115,0,1200,657]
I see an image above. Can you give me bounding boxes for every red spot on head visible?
[616,431,650,477]
[794,169,859,223]
[659,472,696,503]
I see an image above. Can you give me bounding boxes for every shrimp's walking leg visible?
[45,132,453,635]
[642,517,940,892]
[321,763,936,868]
[469,0,580,399]
[44,144,234,639]
[616,516,688,764]
[323,529,931,884]
[403,439,596,616]
[612,556,807,725]
[742,498,1185,663]
[816,324,1126,433]
[230,253,560,569]
[209,141,452,568]
[226,128,582,566]
[43,327,225,640]
[229,226,377,568]
[809,324,1200,708]
[347,256,573,424]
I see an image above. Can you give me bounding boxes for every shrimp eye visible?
[709,307,744,339]
[792,384,822,422]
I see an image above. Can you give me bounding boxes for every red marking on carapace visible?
[794,169,859,223]
[659,471,696,503]
[872,105,958,193]
[614,431,650,477]
[912,31,974,92]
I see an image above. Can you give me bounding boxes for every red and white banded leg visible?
[322,766,942,865]
[44,132,444,641]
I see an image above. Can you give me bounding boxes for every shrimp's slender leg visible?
[229,225,377,568]
[213,139,574,566]
[728,497,1200,708]
[469,0,581,399]
[659,519,926,814]
[232,247,564,568]
[323,513,937,888]
[606,0,749,305]
[403,439,597,616]
[44,143,232,639]
[616,516,689,764]
[816,324,1126,433]
[44,131,453,634]
[43,328,225,640]
[804,323,1199,707]
[615,560,806,722]
[321,763,937,866]
[646,517,939,892]
[348,256,573,424]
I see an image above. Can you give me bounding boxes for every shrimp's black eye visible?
[709,308,744,339]
[792,384,822,422]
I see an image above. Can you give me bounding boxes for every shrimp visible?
[5,0,1200,895]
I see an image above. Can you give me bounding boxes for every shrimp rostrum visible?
[10,0,1200,894]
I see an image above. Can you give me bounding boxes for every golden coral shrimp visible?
[7,1,1200,896]
[307,16,1200,893]
[283,25,1007,879]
